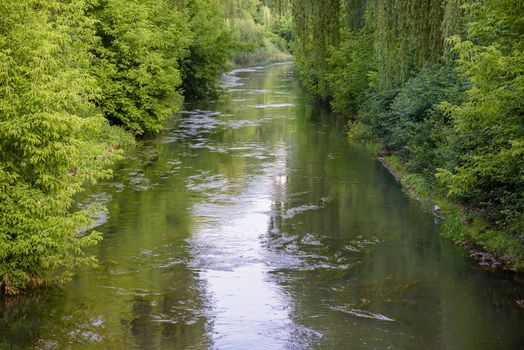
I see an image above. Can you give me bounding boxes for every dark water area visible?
[1,63,523,349]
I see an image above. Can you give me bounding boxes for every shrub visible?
[181,0,236,100]
[88,0,191,135]
[326,28,375,114]
[0,0,126,294]
[436,0,524,230]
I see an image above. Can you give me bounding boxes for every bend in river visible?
[1,63,524,350]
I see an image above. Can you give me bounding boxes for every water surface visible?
[1,63,524,350]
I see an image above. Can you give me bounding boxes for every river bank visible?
[351,131,524,272]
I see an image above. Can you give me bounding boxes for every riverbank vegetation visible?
[3,0,519,296]
[291,0,523,269]
[0,0,291,294]
[222,0,293,66]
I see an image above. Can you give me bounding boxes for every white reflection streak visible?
[190,144,292,349]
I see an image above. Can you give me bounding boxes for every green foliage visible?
[347,121,375,144]
[292,0,341,99]
[292,0,524,261]
[87,0,191,135]
[273,15,293,44]
[383,65,463,173]
[374,0,445,89]
[326,28,374,113]
[293,0,445,97]
[220,0,292,67]
[0,0,243,294]
[347,121,379,153]
[181,0,236,100]
[233,16,292,65]
[0,0,130,294]
[436,0,524,231]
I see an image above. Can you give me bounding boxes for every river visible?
[1,63,523,349]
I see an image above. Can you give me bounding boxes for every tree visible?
[437,0,524,231]
[181,0,236,99]
[0,0,124,294]
[88,0,192,135]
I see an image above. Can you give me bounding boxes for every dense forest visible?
[0,0,291,294]
[1,0,522,295]
[291,0,523,269]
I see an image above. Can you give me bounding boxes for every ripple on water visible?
[247,103,296,109]
[66,316,106,344]
[32,339,59,350]
[221,119,259,129]
[226,88,271,94]
[109,182,125,192]
[220,73,244,88]
[126,171,154,191]
[186,172,230,194]
[330,305,395,322]
[262,227,381,272]
[165,109,265,145]
[282,204,322,219]
[77,192,112,229]
[229,67,259,74]
[154,159,182,178]
[176,110,222,134]
[98,285,162,298]
[128,244,191,271]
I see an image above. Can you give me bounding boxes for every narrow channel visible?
[2,63,523,349]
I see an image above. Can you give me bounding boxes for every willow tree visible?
[320,0,375,113]
[371,0,445,89]
[292,0,341,98]
[219,0,293,66]
[292,0,447,94]
[220,0,259,19]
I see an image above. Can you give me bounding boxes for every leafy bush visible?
[326,28,375,114]
[389,66,464,172]
[0,0,128,294]
[273,15,294,45]
[358,87,399,144]
[88,0,191,135]
[347,121,376,144]
[359,65,464,176]
[181,0,236,100]
[436,0,524,230]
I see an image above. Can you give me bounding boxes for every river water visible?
[1,63,524,349]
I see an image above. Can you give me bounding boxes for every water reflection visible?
[188,68,311,348]
[190,173,298,349]
[261,96,524,349]
[1,63,523,350]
